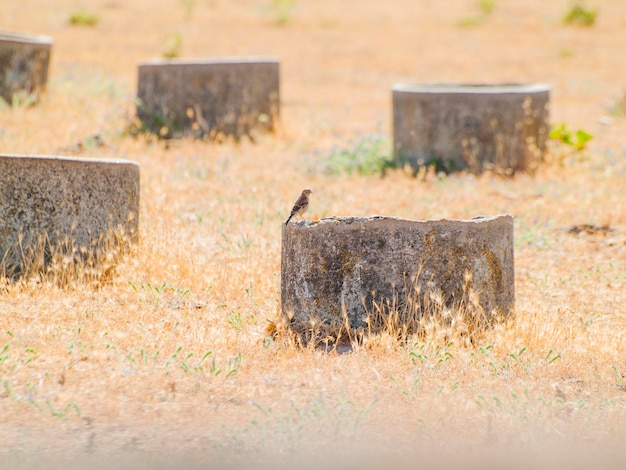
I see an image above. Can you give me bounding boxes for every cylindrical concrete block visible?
[393,84,550,174]
[136,57,280,139]
[0,32,52,105]
[281,215,514,335]
[0,155,140,277]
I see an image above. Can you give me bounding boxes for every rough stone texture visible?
[136,57,280,139]
[281,215,514,333]
[393,84,550,174]
[0,155,140,275]
[0,32,52,104]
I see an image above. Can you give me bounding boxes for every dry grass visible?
[1,0,626,468]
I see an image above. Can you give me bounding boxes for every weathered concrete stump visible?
[393,84,550,174]
[0,155,139,277]
[136,57,280,139]
[0,32,52,105]
[282,215,514,336]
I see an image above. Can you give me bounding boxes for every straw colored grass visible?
[1,0,626,467]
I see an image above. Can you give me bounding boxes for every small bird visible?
[284,189,312,225]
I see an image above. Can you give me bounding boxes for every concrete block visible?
[0,32,52,105]
[0,155,139,276]
[393,84,550,174]
[136,57,280,139]
[281,215,514,335]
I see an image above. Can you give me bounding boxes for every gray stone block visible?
[281,215,514,336]
[0,155,139,276]
[393,84,550,174]
[0,32,52,105]
[136,57,280,139]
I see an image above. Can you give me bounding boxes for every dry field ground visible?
[1,0,626,468]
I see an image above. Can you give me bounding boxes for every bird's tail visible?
[284,215,293,225]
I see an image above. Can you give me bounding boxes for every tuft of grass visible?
[270,269,497,351]
[125,99,179,140]
[162,33,183,59]
[9,91,40,108]
[321,133,395,176]
[0,91,42,108]
[548,123,594,167]
[127,280,192,308]
[1,226,134,289]
[457,0,496,27]
[478,0,496,15]
[272,0,296,25]
[563,3,597,26]
[180,0,196,19]
[68,9,100,26]
[550,123,594,152]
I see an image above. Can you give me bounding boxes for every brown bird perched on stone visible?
[284,189,312,225]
